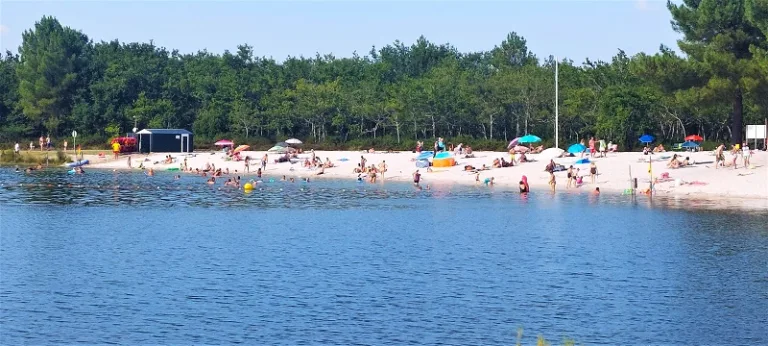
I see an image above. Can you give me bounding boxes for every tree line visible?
[2,1,768,150]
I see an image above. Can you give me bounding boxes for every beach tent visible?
[574,158,590,165]
[567,143,586,154]
[275,141,289,148]
[432,152,455,167]
[268,145,287,153]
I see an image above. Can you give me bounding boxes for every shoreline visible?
[78,149,768,208]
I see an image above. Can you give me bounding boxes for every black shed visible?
[137,129,193,153]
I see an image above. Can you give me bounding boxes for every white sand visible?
[85,148,768,206]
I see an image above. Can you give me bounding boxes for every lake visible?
[1,168,767,345]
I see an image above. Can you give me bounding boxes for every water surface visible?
[1,168,767,345]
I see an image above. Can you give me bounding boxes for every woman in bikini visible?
[549,171,556,192]
[590,162,598,184]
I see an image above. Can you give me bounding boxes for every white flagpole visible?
[555,56,559,149]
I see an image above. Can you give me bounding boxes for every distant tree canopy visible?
[1,8,768,149]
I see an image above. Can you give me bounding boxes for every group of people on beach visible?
[714,142,753,169]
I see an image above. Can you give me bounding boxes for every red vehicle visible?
[110,137,137,153]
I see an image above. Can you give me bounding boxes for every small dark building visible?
[137,129,193,153]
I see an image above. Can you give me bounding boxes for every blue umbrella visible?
[681,141,700,148]
[519,134,542,144]
[575,158,590,165]
[567,143,586,154]
[639,134,655,143]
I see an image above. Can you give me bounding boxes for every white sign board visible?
[72,130,78,138]
[746,125,766,139]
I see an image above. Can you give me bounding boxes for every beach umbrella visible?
[567,143,586,154]
[512,145,529,153]
[285,138,302,145]
[538,148,564,160]
[275,141,289,147]
[507,137,521,149]
[214,139,234,146]
[574,158,590,165]
[233,144,250,154]
[518,134,542,144]
[681,141,700,148]
[268,145,286,153]
[684,134,704,142]
[639,134,655,143]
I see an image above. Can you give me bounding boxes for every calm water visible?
[1,168,767,345]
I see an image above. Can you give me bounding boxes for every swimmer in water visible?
[206,177,216,185]
[147,168,155,176]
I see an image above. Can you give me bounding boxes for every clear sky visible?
[0,0,680,63]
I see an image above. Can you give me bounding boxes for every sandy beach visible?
[82,147,768,205]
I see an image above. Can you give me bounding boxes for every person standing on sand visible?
[742,142,751,167]
[46,136,51,150]
[261,154,267,170]
[378,160,387,180]
[714,144,725,169]
[360,155,367,170]
[589,137,596,157]
[14,142,20,156]
[127,156,132,168]
[244,156,250,173]
[112,141,121,160]
[63,140,68,152]
[39,136,44,151]
[549,171,556,192]
[566,166,574,188]
[590,162,598,184]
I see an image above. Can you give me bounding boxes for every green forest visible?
[2,1,768,150]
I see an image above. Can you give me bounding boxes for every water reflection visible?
[0,168,766,213]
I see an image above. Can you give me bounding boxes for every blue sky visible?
[1,0,680,63]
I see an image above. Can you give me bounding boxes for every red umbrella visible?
[215,139,234,146]
[684,134,704,142]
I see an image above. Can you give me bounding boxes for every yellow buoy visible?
[244,183,253,191]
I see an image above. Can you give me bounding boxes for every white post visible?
[555,56,559,149]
